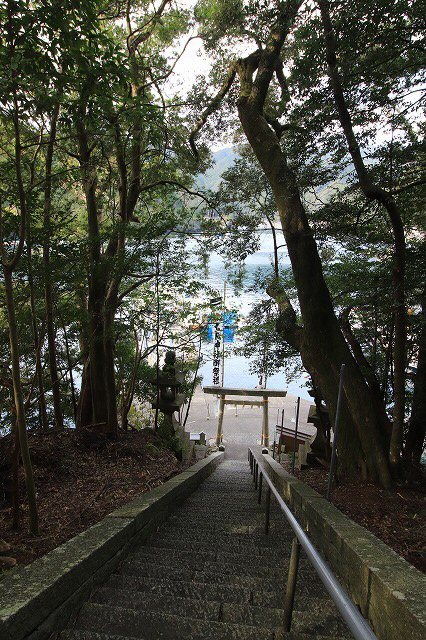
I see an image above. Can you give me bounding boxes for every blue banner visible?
[206,312,236,343]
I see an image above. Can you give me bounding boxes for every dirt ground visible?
[1,418,424,577]
[0,428,185,570]
[281,458,426,573]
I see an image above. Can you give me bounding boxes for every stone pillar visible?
[216,395,225,446]
[262,395,269,448]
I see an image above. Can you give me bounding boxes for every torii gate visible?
[203,386,287,448]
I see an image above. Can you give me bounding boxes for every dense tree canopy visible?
[0,0,424,535]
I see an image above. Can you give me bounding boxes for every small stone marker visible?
[190,431,206,445]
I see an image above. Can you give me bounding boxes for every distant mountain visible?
[196,147,237,191]
[194,145,346,214]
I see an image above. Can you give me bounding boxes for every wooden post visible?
[216,394,225,446]
[262,395,269,448]
[291,396,300,474]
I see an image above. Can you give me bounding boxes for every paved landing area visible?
[185,386,314,459]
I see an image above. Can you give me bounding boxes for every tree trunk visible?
[76,112,110,427]
[3,267,39,534]
[340,308,392,439]
[43,103,64,430]
[238,99,391,486]
[12,416,20,530]
[319,0,406,472]
[61,316,77,422]
[104,304,119,436]
[404,297,426,464]
[77,358,93,428]
[120,329,142,430]
[269,280,364,476]
[26,239,49,431]
[189,3,392,485]
[2,87,40,533]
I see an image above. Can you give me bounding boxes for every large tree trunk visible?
[76,106,121,433]
[268,281,365,476]
[190,3,392,484]
[238,98,391,486]
[43,104,64,430]
[319,0,406,472]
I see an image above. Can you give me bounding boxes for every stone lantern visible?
[151,350,185,431]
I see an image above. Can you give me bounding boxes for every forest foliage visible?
[0,0,424,535]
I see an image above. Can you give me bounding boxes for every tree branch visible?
[189,63,238,157]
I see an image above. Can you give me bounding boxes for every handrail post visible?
[264,486,271,534]
[254,462,258,489]
[258,471,263,504]
[246,448,379,640]
[291,396,300,474]
[283,536,301,631]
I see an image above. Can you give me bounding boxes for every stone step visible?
[105,573,330,605]
[91,590,220,621]
[166,513,284,526]
[133,545,293,569]
[161,518,286,531]
[125,553,314,580]
[172,509,275,520]
[134,546,218,563]
[60,632,138,640]
[74,602,275,640]
[185,492,260,501]
[120,561,321,592]
[158,523,292,542]
[222,603,352,637]
[104,575,254,604]
[92,587,350,636]
[61,631,343,640]
[120,560,277,590]
[73,603,344,640]
[147,535,290,557]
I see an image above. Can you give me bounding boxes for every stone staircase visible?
[60,459,353,640]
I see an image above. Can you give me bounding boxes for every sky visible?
[165,0,211,95]
[162,0,239,151]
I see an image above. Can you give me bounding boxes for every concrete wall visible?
[0,451,224,640]
[256,450,425,640]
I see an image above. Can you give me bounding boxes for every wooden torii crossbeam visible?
[203,386,287,448]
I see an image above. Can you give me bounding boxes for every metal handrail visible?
[248,448,378,640]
